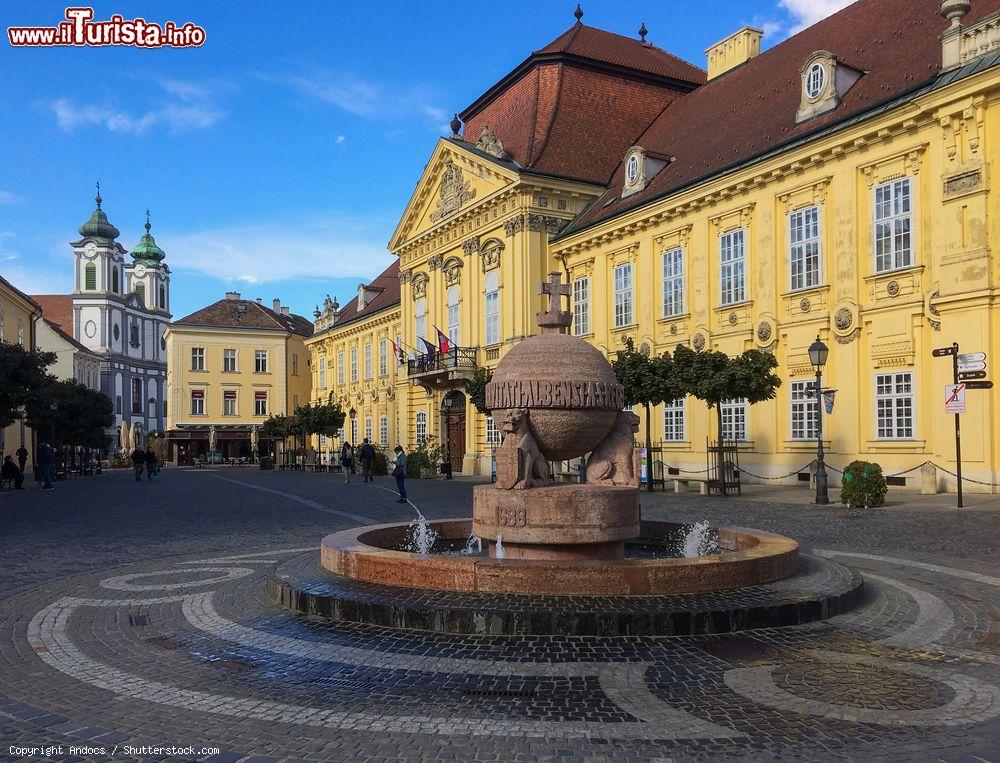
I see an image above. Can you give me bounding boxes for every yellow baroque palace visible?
[308,0,1000,492]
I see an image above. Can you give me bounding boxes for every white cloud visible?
[48,78,225,135]
[260,70,448,132]
[163,212,397,285]
[0,191,19,204]
[779,0,856,34]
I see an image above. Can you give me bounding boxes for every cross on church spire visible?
[95,181,102,209]
[537,271,572,333]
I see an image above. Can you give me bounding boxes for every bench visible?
[672,478,711,495]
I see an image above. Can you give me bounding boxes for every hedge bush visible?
[840,460,888,508]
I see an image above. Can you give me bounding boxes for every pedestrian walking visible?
[2,456,24,489]
[15,445,28,475]
[36,441,55,490]
[340,442,354,483]
[392,445,408,503]
[359,438,375,483]
[131,446,146,482]
[144,446,158,480]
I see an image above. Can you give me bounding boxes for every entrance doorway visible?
[441,390,466,472]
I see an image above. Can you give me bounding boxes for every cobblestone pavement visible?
[1,467,999,762]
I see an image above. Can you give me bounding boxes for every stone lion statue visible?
[585,410,641,486]
[495,408,551,490]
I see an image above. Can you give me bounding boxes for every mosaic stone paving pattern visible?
[1,468,999,762]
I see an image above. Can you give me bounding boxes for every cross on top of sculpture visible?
[537,271,572,333]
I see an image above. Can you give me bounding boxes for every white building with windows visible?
[33,190,170,450]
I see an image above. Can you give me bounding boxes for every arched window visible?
[84,263,97,290]
[112,268,119,293]
[135,282,146,305]
[414,297,426,344]
[159,284,166,309]
[446,285,460,347]
[483,271,500,346]
[415,411,427,444]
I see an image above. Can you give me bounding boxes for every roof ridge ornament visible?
[450,113,462,137]
[574,4,583,22]
[639,21,648,43]
[475,123,511,160]
[95,181,102,209]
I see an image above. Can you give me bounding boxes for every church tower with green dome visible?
[65,185,170,448]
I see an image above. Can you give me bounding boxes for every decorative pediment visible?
[443,257,463,286]
[475,124,511,160]
[479,237,504,273]
[429,159,476,222]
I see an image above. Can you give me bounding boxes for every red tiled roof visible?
[565,0,1000,234]
[534,23,706,85]
[324,260,401,332]
[459,23,704,185]
[32,294,73,332]
[174,298,313,337]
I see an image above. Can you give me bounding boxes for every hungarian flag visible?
[435,326,451,354]
[390,337,403,364]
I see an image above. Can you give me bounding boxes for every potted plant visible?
[841,460,888,508]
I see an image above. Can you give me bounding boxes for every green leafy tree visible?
[611,337,684,490]
[465,367,493,415]
[672,345,781,493]
[0,343,56,453]
[294,399,346,443]
[261,414,302,442]
[25,379,114,449]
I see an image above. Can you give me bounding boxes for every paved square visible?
[1,468,998,761]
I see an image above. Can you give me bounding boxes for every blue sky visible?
[1,0,851,320]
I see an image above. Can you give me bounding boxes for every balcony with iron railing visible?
[406,346,478,388]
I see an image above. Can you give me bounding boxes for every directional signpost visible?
[933,342,991,508]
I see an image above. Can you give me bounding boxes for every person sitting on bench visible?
[2,455,25,489]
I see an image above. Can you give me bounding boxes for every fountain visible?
[271,273,864,635]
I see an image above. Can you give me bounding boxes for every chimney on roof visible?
[705,26,763,81]
[255,297,262,304]
[225,291,242,301]
[281,306,290,316]
[272,298,281,312]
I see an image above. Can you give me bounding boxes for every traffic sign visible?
[958,352,987,363]
[959,370,987,380]
[945,384,966,413]
[958,361,987,372]
[932,346,957,357]
[965,380,994,390]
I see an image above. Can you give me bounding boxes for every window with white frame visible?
[337,351,345,385]
[365,417,372,442]
[380,415,389,446]
[223,390,237,416]
[662,248,684,317]
[720,229,746,305]
[350,418,358,444]
[874,178,913,273]
[415,411,427,444]
[790,380,818,440]
[446,285,461,347]
[662,399,686,441]
[292,353,299,375]
[254,349,268,373]
[379,339,388,377]
[364,343,373,380]
[414,297,427,344]
[223,348,237,373]
[350,347,358,382]
[318,355,326,388]
[573,277,590,336]
[613,263,633,327]
[875,371,914,439]
[191,347,205,371]
[254,391,268,416]
[720,398,748,442]
[190,389,205,416]
[484,271,500,346]
[789,206,821,291]
[486,415,502,446]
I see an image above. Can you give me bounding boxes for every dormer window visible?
[621,146,670,199]
[796,51,862,124]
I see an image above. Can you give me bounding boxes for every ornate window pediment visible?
[411,272,429,299]
[443,257,463,286]
[479,237,504,273]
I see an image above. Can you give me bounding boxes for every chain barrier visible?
[736,462,816,481]
[927,461,1000,488]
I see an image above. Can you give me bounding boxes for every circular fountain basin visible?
[320,519,798,596]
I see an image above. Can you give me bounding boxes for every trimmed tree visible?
[295,399,347,445]
[672,344,781,494]
[25,379,114,449]
[611,337,684,490]
[0,343,56,453]
[465,367,493,415]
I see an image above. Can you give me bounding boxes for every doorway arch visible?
[440,390,467,472]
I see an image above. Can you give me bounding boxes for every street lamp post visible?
[808,335,830,505]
